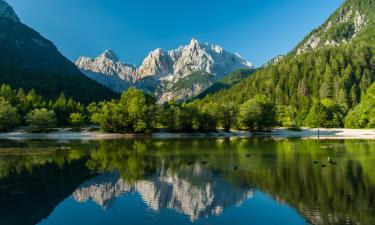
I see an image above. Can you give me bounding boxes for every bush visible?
[0,97,20,131]
[89,88,156,133]
[26,108,57,132]
[304,99,345,128]
[238,95,276,131]
[69,113,85,129]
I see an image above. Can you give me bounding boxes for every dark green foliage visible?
[0,66,118,104]
[0,18,117,104]
[196,44,374,111]
[215,103,237,132]
[195,69,254,99]
[52,93,84,126]
[193,44,374,128]
[159,101,218,132]
[159,101,194,131]
[238,95,276,131]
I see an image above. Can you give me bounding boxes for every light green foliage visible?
[345,83,375,128]
[26,108,57,132]
[277,105,297,127]
[304,99,345,128]
[238,95,276,131]
[69,113,85,128]
[0,97,20,131]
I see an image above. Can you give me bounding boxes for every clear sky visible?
[8,0,343,67]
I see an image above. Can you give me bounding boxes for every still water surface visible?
[0,138,374,225]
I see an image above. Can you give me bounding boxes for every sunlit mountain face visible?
[0,138,374,225]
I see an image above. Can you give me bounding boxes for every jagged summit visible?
[0,0,20,22]
[99,49,119,62]
[76,39,252,102]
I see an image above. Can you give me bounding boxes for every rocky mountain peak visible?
[188,38,201,48]
[75,50,136,86]
[99,49,119,62]
[0,0,20,22]
[294,0,374,55]
[76,39,252,101]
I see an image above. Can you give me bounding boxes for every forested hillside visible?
[191,0,375,128]
[0,1,117,104]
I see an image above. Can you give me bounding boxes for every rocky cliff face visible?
[295,3,368,55]
[75,39,252,102]
[72,165,253,221]
[76,50,136,92]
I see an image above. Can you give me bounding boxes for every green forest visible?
[191,43,375,129]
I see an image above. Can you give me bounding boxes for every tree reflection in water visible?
[0,138,374,225]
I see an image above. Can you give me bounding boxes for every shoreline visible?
[0,128,375,141]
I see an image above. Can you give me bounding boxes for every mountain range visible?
[76,39,252,102]
[0,0,117,103]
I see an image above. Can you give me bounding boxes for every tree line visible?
[1,43,375,133]
[0,84,278,133]
[2,80,375,134]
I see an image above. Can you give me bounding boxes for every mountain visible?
[73,169,253,221]
[262,55,285,67]
[192,0,375,127]
[76,39,252,102]
[0,0,117,103]
[76,50,135,92]
[294,0,373,55]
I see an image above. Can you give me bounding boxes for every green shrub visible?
[0,97,20,131]
[26,108,57,132]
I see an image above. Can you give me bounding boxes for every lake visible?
[0,137,374,225]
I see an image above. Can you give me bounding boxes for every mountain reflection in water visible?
[73,168,253,221]
[0,138,374,225]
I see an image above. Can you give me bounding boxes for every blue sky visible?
[8,0,343,67]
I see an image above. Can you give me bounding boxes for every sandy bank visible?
[0,128,374,141]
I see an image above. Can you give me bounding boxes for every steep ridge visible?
[0,0,117,103]
[76,39,252,102]
[192,0,375,125]
[294,0,374,55]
